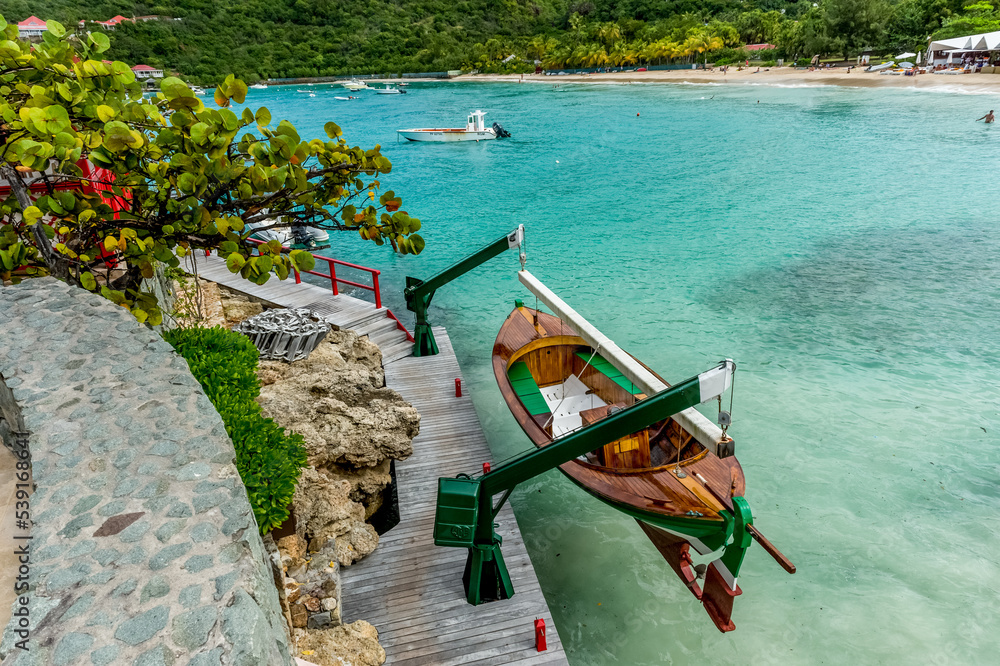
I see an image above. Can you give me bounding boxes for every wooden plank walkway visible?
[193,261,568,664]
[340,328,567,665]
[187,253,414,362]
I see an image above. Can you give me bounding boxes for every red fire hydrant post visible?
[534,619,547,652]
[455,378,462,397]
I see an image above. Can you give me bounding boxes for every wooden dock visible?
[195,258,568,665]
[340,329,567,665]
[189,252,414,363]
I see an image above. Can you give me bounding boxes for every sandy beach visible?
[463,66,1000,93]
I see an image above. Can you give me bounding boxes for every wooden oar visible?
[747,524,796,574]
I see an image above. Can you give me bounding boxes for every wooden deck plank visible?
[341,329,567,665]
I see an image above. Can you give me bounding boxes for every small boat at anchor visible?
[376,85,406,94]
[342,79,369,91]
[492,273,795,632]
[397,110,510,142]
[250,83,268,90]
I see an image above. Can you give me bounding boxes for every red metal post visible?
[482,462,491,475]
[329,261,339,295]
[372,271,382,309]
[294,266,301,284]
[534,619,547,652]
[455,378,462,397]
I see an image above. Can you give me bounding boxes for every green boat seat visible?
[507,362,550,416]
[576,352,643,395]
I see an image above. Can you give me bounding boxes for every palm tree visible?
[596,23,623,50]
[542,46,569,69]
[484,38,503,63]
[526,36,548,62]
[684,32,723,66]
[643,41,661,65]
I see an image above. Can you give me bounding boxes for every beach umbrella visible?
[947,51,954,65]
[916,51,922,64]
[899,62,915,69]
[896,52,916,59]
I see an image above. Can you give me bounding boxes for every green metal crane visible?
[433,360,738,605]
[404,225,525,357]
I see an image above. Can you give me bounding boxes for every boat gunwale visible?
[492,306,745,522]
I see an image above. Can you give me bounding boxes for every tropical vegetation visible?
[0,16,421,325]
[2,0,988,84]
[165,325,308,534]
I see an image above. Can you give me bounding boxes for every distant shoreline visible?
[266,69,1000,95]
[460,69,1000,94]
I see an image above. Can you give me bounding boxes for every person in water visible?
[977,110,995,123]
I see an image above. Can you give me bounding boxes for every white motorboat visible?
[397,110,511,142]
[866,61,895,72]
[247,221,329,248]
[335,96,360,101]
[191,86,205,95]
[342,79,369,91]
[250,83,268,90]
[376,85,406,94]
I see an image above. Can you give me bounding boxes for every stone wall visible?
[0,278,294,665]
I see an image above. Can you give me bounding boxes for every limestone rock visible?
[223,299,264,323]
[257,332,419,470]
[334,523,379,567]
[322,460,392,520]
[293,622,385,666]
[290,603,308,629]
[278,534,308,561]
[293,468,377,566]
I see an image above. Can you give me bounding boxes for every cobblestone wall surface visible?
[0,278,294,666]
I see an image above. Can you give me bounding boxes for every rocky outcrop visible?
[257,332,418,469]
[293,622,386,666]
[256,330,418,567]
[291,468,379,566]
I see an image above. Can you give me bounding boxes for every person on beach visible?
[977,110,995,123]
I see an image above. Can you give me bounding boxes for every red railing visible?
[246,238,382,308]
[236,238,415,342]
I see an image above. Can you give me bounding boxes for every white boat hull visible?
[397,129,497,142]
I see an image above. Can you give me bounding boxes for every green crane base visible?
[462,538,514,605]
[411,322,439,357]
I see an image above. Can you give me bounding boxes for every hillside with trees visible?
[5,0,995,83]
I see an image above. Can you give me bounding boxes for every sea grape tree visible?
[0,16,422,325]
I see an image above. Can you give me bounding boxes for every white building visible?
[928,31,1000,66]
[17,16,48,39]
[131,64,164,79]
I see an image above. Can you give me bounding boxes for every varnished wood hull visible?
[494,306,752,631]
[493,307,745,544]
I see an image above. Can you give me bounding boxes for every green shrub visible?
[164,326,308,534]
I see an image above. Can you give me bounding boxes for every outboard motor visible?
[492,122,511,139]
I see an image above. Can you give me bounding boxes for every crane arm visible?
[480,360,734,499]
[433,359,735,605]
[404,225,524,356]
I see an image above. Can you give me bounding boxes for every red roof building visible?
[17,16,48,38]
[131,64,164,78]
[79,15,136,30]
[745,43,777,52]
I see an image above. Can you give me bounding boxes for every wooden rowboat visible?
[493,291,793,632]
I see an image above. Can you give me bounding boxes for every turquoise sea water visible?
[220,80,1000,664]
